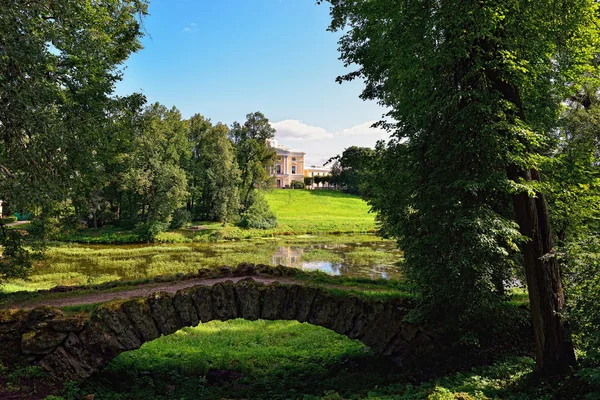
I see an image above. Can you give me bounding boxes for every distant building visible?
[272,146,305,188]
[304,166,331,189]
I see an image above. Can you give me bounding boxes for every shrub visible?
[0,216,17,224]
[135,221,168,242]
[170,208,191,229]
[239,194,278,229]
[292,181,305,189]
[304,177,314,186]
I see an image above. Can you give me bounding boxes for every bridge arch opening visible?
[1,278,445,382]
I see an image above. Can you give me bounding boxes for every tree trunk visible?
[507,165,576,376]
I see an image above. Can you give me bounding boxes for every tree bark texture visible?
[507,166,576,376]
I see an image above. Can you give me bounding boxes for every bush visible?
[304,177,314,186]
[239,194,278,229]
[134,221,168,242]
[0,216,17,224]
[169,208,191,229]
[292,181,305,189]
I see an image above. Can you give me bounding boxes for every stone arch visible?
[0,278,446,380]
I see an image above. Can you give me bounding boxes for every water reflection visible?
[271,243,401,280]
[24,236,403,292]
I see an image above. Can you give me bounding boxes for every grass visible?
[46,320,569,400]
[51,190,377,244]
[0,235,402,294]
[264,189,376,234]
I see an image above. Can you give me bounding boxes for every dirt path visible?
[5,276,294,310]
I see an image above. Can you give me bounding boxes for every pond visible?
[3,235,403,292]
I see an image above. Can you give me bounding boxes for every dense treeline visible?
[0,0,278,280]
[67,104,278,236]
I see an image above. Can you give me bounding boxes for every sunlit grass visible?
[0,235,403,293]
[74,320,547,400]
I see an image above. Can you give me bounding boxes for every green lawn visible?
[264,189,377,234]
[55,320,554,400]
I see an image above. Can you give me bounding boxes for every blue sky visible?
[116,0,388,165]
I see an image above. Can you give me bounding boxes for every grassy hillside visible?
[264,189,377,234]
[47,190,378,244]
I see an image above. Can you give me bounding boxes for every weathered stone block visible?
[295,286,319,322]
[39,346,88,380]
[359,305,405,352]
[173,289,200,327]
[147,292,183,335]
[49,315,87,333]
[61,333,106,378]
[190,285,213,322]
[25,306,64,330]
[347,301,384,339]
[78,321,126,360]
[234,262,255,276]
[122,298,161,342]
[279,284,301,320]
[212,281,238,321]
[94,304,142,350]
[0,309,25,334]
[21,329,68,355]
[330,296,362,335]
[234,278,262,320]
[261,283,288,320]
[308,291,339,328]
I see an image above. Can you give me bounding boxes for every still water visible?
[13,235,403,292]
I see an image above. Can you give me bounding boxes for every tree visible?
[229,112,277,210]
[188,116,240,224]
[121,103,189,231]
[323,0,600,375]
[326,146,375,194]
[0,0,148,272]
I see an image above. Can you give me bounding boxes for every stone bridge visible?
[0,277,446,380]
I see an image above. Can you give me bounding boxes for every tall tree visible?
[0,0,148,276]
[229,112,277,210]
[324,0,600,375]
[188,115,240,223]
[121,103,189,228]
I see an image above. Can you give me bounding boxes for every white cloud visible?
[271,120,333,141]
[182,22,198,33]
[272,119,385,142]
[271,120,390,167]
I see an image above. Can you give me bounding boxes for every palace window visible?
[276,164,282,174]
[292,166,296,174]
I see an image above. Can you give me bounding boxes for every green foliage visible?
[186,116,241,223]
[292,181,305,189]
[169,209,191,229]
[0,0,148,281]
[239,192,278,229]
[327,146,375,195]
[0,216,17,224]
[134,221,168,242]
[0,229,34,282]
[229,112,277,210]
[121,103,190,226]
[324,0,600,335]
[304,177,314,186]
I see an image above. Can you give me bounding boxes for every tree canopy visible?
[323,0,600,375]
